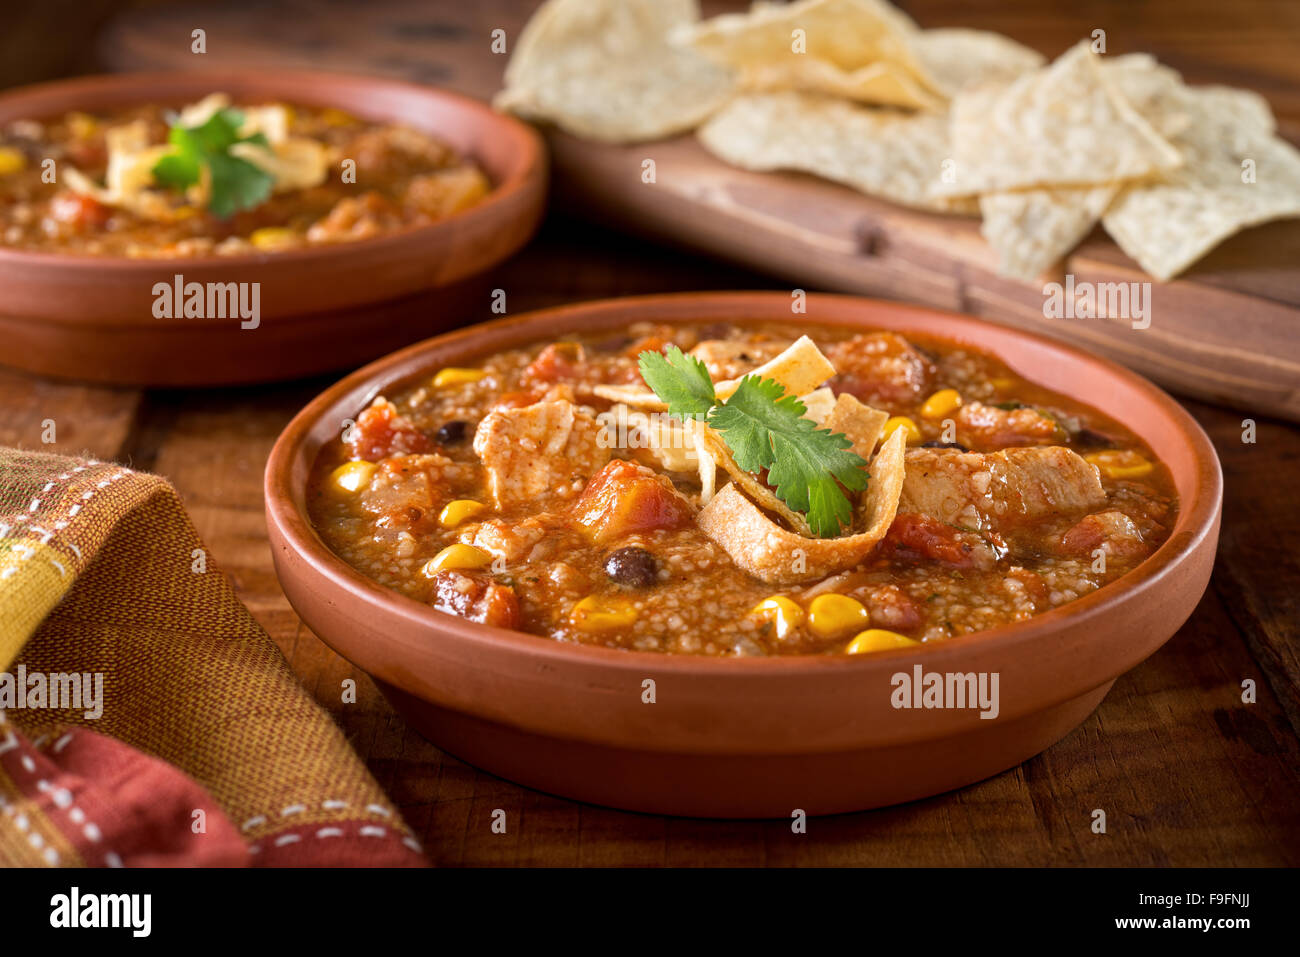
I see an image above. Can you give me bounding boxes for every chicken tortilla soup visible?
[308,322,1177,656]
[0,93,490,257]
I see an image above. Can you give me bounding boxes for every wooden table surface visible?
[4,0,1299,865]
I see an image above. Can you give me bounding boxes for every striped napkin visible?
[0,448,424,867]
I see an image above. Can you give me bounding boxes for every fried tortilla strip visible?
[697,428,907,585]
[696,91,978,215]
[937,41,1182,197]
[822,392,889,461]
[679,0,942,109]
[593,335,836,409]
[800,386,838,424]
[898,446,1105,532]
[696,422,814,536]
[494,0,734,143]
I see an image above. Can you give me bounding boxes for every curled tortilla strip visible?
[696,422,813,536]
[690,418,716,505]
[592,335,835,410]
[698,427,907,585]
[693,389,885,537]
[822,393,889,460]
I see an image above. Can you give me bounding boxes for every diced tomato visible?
[430,571,521,630]
[524,342,584,384]
[49,191,111,230]
[882,513,981,568]
[345,398,430,461]
[571,459,693,544]
[624,335,670,359]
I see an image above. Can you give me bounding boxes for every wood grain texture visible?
[99,0,1300,420]
[2,0,1295,864]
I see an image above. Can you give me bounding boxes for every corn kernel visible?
[249,227,298,250]
[320,107,358,127]
[845,629,919,654]
[0,147,27,176]
[423,543,492,575]
[882,416,921,445]
[920,388,962,420]
[432,367,487,388]
[751,596,805,639]
[570,595,637,632]
[67,111,98,139]
[1085,449,1154,479]
[806,594,869,639]
[439,499,486,528]
[328,460,377,495]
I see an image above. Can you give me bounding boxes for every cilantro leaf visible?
[636,348,870,538]
[637,346,716,420]
[151,107,274,218]
[707,376,869,538]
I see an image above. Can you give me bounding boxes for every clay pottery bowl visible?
[0,70,546,386]
[265,292,1222,817]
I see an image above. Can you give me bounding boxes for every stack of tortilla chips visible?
[496,0,1300,281]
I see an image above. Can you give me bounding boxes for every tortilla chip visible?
[679,0,941,109]
[594,335,837,409]
[697,91,978,214]
[696,427,907,585]
[1102,85,1300,280]
[974,54,1217,279]
[822,393,889,461]
[979,184,1119,279]
[911,28,1045,96]
[937,41,1182,197]
[494,0,734,143]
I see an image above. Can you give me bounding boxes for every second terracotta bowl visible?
[265,292,1222,817]
[0,70,547,386]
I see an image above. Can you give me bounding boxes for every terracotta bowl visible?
[265,292,1222,817]
[0,71,547,386]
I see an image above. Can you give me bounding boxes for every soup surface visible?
[0,95,489,257]
[308,322,1177,656]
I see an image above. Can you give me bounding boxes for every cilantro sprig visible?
[638,346,869,538]
[152,107,274,218]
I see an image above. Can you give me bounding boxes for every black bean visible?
[605,547,658,588]
[921,440,969,451]
[436,420,467,444]
[1073,426,1116,449]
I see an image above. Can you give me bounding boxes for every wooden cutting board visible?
[101,0,1300,420]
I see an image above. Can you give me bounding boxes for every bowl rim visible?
[0,68,545,271]
[264,290,1223,679]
